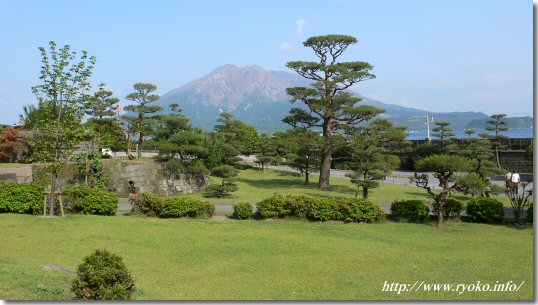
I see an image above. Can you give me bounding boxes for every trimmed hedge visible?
[73,190,118,216]
[0,183,43,215]
[131,193,162,216]
[432,197,465,220]
[255,194,383,223]
[160,197,215,218]
[233,202,254,219]
[390,200,430,223]
[466,197,504,224]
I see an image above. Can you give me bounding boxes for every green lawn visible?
[0,214,532,300]
[183,169,511,206]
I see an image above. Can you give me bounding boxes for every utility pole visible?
[425,114,434,142]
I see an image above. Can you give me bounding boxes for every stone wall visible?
[0,160,209,196]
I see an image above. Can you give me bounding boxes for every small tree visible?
[431,121,455,152]
[0,127,24,162]
[458,137,500,196]
[481,114,508,169]
[506,181,533,224]
[415,154,471,226]
[255,134,277,172]
[289,130,323,185]
[284,34,383,190]
[206,165,239,198]
[27,41,96,216]
[85,84,121,151]
[124,83,163,159]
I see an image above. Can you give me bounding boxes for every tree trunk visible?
[304,172,309,185]
[363,187,369,199]
[495,146,501,169]
[318,118,332,191]
[437,203,444,226]
[49,171,57,217]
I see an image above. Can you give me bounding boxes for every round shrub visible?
[63,184,93,211]
[255,193,291,219]
[160,197,214,218]
[390,200,430,223]
[337,198,384,223]
[71,249,135,300]
[527,203,533,223]
[432,197,465,220]
[131,192,162,216]
[286,195,318,219]
[307,198,338,222]
[466,197,504,223]
[233,202,254,219]
[0,183,43,215]
[73,190,118,216]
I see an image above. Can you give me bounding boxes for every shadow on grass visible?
[236,177,306,189]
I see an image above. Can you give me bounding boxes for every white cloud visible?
[279,42,295,52]
[295,18,308,37]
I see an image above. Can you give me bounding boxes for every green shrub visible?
[432,197,465,220]
[287,195,318,219]
[390,200,430,223]
[73,190,118,216]
[0,183,43,215]
[527,203,533,223]
[256,193,291,219]
[71,249,135,300]
[131,193,162,216]
[337,198,384,223]
[62,184,93,211]
[233,202,254,219]
[466,197,504,224]
[160,197,214,218]
[307,198,338,222]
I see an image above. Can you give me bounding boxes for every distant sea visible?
[406,128,534,140]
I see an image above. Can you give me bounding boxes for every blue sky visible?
[0,0,533,125]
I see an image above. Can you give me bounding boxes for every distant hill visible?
[157,65,528,133]
[464,116,534,129]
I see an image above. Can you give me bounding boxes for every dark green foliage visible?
[390,200,430,223]
[255,194,383,223]
[73,190,118,216]
[0,183,43,215]
[160,197,215,218]
[455,172,487,197]
[525,145,533,161]
[233,202,254,219]
[432,197,465,220]
[71,249,135,300]
[206,165,239,197]
[527,203,533,223]
[63,184,93,211]
[466,197,504,224]
[131,193,162,216]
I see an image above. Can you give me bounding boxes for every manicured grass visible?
[184,169,511,206]
[0,214,532,300]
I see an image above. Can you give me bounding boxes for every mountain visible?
[157,65,522,133]
[464,116,534,129]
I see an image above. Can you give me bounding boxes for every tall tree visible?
[346,119,407,199]
[284,35,382,190]
[85,84,121,151]
[213,112,243,166]
[27,41,96,216]
[124,83,162,159]
[480,114,508,169]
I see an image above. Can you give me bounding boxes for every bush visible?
[390,200,430,223]
[233,202,254,219]
[287,195,319,219]
[63,184,93,211]
[466,197,504,224]
[71,249,135,300]
[131,193,162,216]
[307,198,338,222]
[256,193,291,219]
[73,190,118,216]
[432,197,465,220]
[527,203,533,223]
[0,183,43,215]
[160,197,214,218]
[337,198,384,223]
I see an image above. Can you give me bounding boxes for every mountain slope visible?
[157,65,515,133]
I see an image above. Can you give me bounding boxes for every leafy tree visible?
[0,127,25,162]
[458,137,500,196]
[213,112,243,165]
[153,104,208,176]
[346,119,407,198]
[124,83,163,159]
[480,114,508,169]
[415,154,471,226]
[454,172,487,197]
[431,121,455,152]
[288,129,323,185]
[26,41,96,216]
[464,129,475,140]
[254,134,277,172]
[284,34,383,190]
[85,84,122,151]
[205,165,239,198]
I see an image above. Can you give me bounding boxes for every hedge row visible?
[0,183,43,215]
[252,194,384,223]
[131,193,215,218]
[63,184,118,216]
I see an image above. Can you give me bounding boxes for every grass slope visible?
[0,214,532,300]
